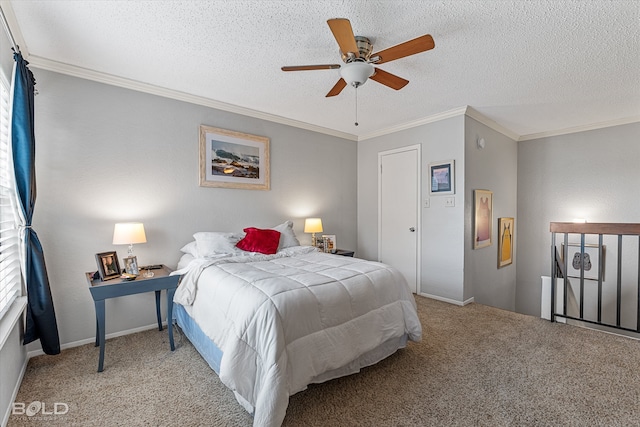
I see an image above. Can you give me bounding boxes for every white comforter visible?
[173,246,421,427]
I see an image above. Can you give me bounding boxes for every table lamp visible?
[112,222,147,256]
[304,218,323,247]
[113,222,153,277]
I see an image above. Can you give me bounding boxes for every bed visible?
[171,222,422,427]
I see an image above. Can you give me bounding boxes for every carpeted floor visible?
[9,296,640,426]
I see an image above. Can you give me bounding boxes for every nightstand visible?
[333,249,355,257]
[86,265,180,372]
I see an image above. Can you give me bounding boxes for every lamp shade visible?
[112,222,147,245]
[304,218,323,234]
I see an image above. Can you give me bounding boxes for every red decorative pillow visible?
[236,227,281,254]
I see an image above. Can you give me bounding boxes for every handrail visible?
[550,222,640,235]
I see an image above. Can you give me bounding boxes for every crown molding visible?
[518,115,640,141]
[22,52,639,144]
[464,106,520,141]
[0,2,27,55]
[26,55,359,142]
[358,106,469,141]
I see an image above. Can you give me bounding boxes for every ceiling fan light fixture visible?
[340,61,374,88]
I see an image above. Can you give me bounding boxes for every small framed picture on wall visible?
[429,160,455,195]
[473,189,493,249]
[498,217,514,268]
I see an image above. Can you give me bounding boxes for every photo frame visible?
[474,189,493,249]
[123,256,139,275]
[199,125,270,190]
[322,235,337,253]
[429,160,455,195]
[560,243,606,281]
[498,217,514,268]
[95,251,121,280]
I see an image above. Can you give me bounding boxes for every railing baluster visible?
[551,232,556,322]
[617,235,622,327]
[564,233,569,317]
[598,234,603,323]
[580,233,585,319]
[637,236,640,332]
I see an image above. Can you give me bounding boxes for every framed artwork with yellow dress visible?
[498,217,514,268]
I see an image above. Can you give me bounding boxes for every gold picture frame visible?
[498,217,514,268]
[199,125,270,190]
[473,189,493,249]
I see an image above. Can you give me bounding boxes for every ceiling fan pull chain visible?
[355,87,359,126]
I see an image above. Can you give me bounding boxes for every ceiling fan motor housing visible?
[341,36,374,62]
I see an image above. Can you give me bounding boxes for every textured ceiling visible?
[3,0,640,140]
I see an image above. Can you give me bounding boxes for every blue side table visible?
[86,265,180,372]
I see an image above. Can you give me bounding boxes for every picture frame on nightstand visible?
[95,251,121,280]
[123,256,139,275]
[322,235,336,253]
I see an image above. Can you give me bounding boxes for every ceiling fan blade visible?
[372,34,435,64]
[370,68,409,90]
[281,64,341,71]
[326,78,347,97]
[327,18,359,58]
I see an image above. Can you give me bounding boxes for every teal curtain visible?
[12,52,60,355]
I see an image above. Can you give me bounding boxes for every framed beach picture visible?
[199,125,270,190]
[429,160,455,195]
[473,189,492,249]
[498,217,514,268]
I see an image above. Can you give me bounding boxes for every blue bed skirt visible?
[174,303,223,375]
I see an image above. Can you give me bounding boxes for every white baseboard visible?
[26,321,167,359]
[1,354,28,427]
[419,292,474,306]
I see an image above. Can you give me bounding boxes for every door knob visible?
[409,227,416,232]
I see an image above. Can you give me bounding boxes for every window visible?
[0,79,21,319]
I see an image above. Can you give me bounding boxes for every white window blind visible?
[0,80,21,319]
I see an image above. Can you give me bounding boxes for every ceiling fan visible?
[282,18,435,98]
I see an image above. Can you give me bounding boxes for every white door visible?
[378,145,420,294]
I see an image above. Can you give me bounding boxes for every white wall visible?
[358,115,466,303]
[516,122,640,317]
[29,69,357,351]
[464,117,518,310]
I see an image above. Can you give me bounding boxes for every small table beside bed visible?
[171,221,422,427]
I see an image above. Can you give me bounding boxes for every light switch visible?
[445,196,455,207]
[424,198,430,208]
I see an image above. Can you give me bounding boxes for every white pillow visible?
[272,220,300,250]
[193,232,244,257]
[180,241,198,257]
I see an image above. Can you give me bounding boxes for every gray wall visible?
[29,69,357,351]
[516,122,640,317]
[357,116,467,303]
[464,117,518,310]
